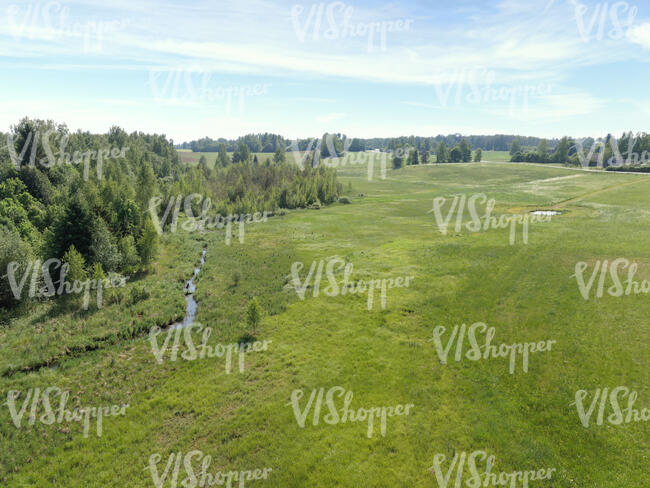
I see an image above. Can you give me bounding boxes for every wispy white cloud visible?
[1,0,649,139]
[2,0,647,84]
[628,22,650,49]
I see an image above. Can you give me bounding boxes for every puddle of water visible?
[530,210,561,216]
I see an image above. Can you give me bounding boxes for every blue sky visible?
[1,0,649,143]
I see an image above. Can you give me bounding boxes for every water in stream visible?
[171,249,206,330]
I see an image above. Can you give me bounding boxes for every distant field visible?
[480,150,511,162]
[3,162,648,486]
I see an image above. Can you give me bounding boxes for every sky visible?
[1,0,649,143]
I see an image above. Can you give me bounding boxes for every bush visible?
[232,271,241,287]
[106,287,126,305]
[237,332,257,345]
[606,165,650,173]
[338,197,351,204]
[130,285,150,304]
[246,297,261,334]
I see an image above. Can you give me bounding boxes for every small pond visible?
[530,210,562,216]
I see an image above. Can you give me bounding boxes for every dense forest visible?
[0,118,341,309]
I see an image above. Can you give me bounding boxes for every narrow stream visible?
[45,249,206,373]
[171,249,206,330]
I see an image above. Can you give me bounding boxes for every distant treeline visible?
[512,132,650,167]
[172,130,650,168]
[177,133,557,154]
[0,118,341,309]
[178,133,289,153]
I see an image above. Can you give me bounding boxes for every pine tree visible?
[136,163,157,209]
[408,148,419,165]
[137,217,159,269]
[218,143,230,167]
[274,145,286,163]
[436,142,449,163]
[459,139,472,162]
[553,137,571,164]
[510,139,522,156]
[198,155,211,178]
[537,139,548,162]
[393,147,404,169]
[62,245,88,282]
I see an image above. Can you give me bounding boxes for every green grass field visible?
[1,162,649,486]
[480,150,511,162]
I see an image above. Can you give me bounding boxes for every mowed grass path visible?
[2,163,648,487]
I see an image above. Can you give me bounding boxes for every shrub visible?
[246,297,261,334]
[606,165,650,173]
[232,271,241,287]
[130,285,150,304]
[106,287,126,305]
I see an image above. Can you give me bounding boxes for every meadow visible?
[1,161,648,487]
[479,150,511,162]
